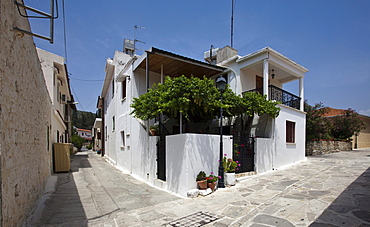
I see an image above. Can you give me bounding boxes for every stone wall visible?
[306,141,352,156]
[0,1,52,226]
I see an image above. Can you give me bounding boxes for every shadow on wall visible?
[29,154,89,226]
[310,166,370,226]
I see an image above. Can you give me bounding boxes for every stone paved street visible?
[28,148,370,226]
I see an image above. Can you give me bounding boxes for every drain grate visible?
[166,211,219,227]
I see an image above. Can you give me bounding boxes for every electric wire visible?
[70,82,84,111]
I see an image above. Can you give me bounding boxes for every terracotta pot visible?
[197,180,207,190]
[207,182,217,191]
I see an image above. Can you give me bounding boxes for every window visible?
[286,121,295,143]
[112,116,115,131]
[121,79,127,100]
[112,79,114,97]
[121,130,125,147]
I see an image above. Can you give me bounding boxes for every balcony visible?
[245,85,301,110]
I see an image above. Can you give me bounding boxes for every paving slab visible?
[27,148,370,226]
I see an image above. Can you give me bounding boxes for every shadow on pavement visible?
[31,153,90,226]
[310,166,370,226]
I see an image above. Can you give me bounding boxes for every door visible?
[234,137,255,173]
[256,76,263,94]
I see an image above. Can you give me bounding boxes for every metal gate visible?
[156,135,166,181]
[233,137,255,173]
[156,122,169,181]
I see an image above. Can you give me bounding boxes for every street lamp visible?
[216,76,227,188]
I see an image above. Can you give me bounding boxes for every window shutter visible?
[286,121,295,143]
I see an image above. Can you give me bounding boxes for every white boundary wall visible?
[166,134,233,197]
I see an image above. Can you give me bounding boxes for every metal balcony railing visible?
[245,85,301,110]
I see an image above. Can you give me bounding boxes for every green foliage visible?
[305,102,366,141]
[71,133,84,151]
[222,155,239,173]
[328,109,366,140]
[206,174,219,183]
[72,110,96,130]
[130,76,281,136]
[196,171,207,181]
[131,76,220,122]
[305,102,331,141]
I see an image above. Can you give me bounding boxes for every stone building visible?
[0,1,52,226]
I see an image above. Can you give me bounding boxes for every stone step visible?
[236,171,256,178]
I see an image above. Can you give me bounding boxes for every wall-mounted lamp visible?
[271,69,275,79]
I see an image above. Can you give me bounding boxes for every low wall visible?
[306,141,352,156]
[166,134,233,197]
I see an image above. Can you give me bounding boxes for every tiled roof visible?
[77,128,92,132]
[321,107,346,117]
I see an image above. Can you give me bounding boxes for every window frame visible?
[121,78,127,101]
[286,120,296,143]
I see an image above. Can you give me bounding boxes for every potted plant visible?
[222,154,240,186]
[206,172,219,191]
[196,171,207,190]
[149,124,159,136]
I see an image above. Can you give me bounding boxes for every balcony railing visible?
[245,85,301,110]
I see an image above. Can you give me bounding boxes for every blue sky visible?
[28,0,370,116]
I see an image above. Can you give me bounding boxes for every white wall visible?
[255,105,306,173]
[166,134,233,197]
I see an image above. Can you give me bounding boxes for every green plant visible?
[328,108,366,140]
[131,75,221,122]
[222,155,240,173]
[71,134,84,151]
[206,172,219,183]
[196,171,207,181]
[305,102,331,141]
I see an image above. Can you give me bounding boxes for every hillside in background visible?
[72,110,96,130]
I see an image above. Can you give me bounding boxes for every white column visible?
[299,77,304,111]
[263,59,269,99]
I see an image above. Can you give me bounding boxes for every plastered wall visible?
[0,1,52,226]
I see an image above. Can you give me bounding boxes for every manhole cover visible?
[166,211,219,227]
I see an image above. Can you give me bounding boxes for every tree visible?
[222,90,280,137]
[305,101,366,141]
[328,108,366,140]
[130,75,281,137]
[305,102,331,141]
[131,75,220,122]
[71,127,84,151]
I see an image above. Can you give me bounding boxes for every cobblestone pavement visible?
[28,148,370,226]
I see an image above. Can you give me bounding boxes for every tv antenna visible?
[134,24,146,55]
[231,0,235,47]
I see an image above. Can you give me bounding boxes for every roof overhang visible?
[233,47,309,84]
[134,47,225,78]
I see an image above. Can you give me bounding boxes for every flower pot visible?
[197,180,207,190]
[224,172,236,186]
[207,182,217,191]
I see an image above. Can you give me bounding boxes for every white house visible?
[37,48,76,144]
[98,45,308,197]
[205,46,308,173]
